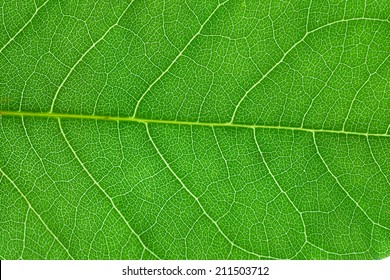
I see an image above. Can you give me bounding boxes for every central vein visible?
[0,110,388,138]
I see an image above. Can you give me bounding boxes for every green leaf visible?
[0,0,389,260]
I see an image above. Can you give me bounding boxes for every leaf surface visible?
[0,0,389,259]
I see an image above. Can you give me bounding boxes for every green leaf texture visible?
[0,0,389,260]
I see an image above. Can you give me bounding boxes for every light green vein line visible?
[0,0,50,54]
[306,240,370,257]
[253,128,308,258]
[21,208,30,259]
[1,110,388,137]
[57,118,161,260]
[49,0,135,113]
[145,122,276,260]
[366,137,390,185]
[132,0,229,117]
[0,168,75,260]
[229,17,390,123]
[312,131,390,231]
[342,53,390,131]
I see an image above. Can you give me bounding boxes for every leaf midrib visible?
[1,110,388,137]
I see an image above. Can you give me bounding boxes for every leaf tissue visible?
[0,0,389,260]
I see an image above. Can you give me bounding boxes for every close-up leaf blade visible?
[0,0,389,260]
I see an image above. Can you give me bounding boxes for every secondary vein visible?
[0,167,75,259]
[57,118,161,259]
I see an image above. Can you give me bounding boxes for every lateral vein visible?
[145,123,276,259]
[57,118,161,259]
[0,167,75,259]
